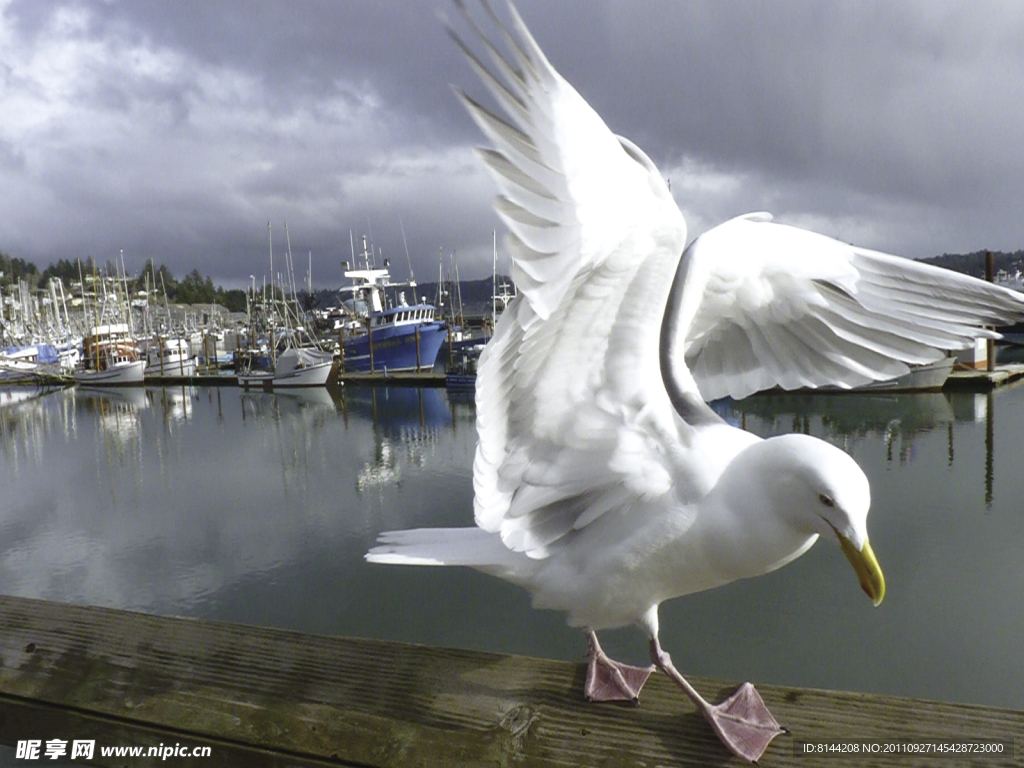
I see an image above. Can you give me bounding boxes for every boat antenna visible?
[399,215,418,303]
[366,218,376,268]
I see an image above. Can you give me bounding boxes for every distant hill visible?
[919,250,1024,279]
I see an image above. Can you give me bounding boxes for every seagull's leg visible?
[583,629,655,703]
[649,635,784,763]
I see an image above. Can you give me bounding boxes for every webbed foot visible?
[584,630,655,702]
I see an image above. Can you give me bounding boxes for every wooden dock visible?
[0,595,1019,766]
[142,373,238,387]
[143,370,445,387]
[337,370,446,386]
[946,363,1024,390]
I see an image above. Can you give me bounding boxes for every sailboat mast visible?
[267,221,277,367]
[119,249,133,336]
[400,215,418,304]
[492,230,497,329]
[285,220,299,309]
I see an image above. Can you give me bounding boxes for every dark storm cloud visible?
[537,2,1024,252]
[1,1,1022,290]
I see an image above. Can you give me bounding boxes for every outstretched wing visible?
[450,1,702,559]
[663,213,1024,402]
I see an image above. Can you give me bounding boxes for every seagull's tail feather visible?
[366,527,524,571]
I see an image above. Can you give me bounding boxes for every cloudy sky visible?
[2,1,1023,289]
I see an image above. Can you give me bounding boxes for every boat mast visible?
[285,220,299,310]
[492,231,497,330]
[453,254,464,329]
[268,221,277,368]
[400,215,418,304]
[119,249,134,337]
[160,272,172,337]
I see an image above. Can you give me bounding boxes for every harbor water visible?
[1,382,1023,714]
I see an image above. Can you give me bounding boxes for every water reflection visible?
[345,386,451,433]
[154,385,197,428]
[1,383,1023,712]
[719,390,954,450]
[718,390,999,505]
[0,385,475,616]
[344,388,455,494]
[0,386,68,470]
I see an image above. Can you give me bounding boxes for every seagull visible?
[368,1,1024,761]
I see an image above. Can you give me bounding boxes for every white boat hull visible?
[856,356,955,392]
[73,359,147,386]
[144,338,199,378]
[238,360,333,389]
[146,356,198,378]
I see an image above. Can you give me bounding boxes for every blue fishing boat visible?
[339,241,448,373]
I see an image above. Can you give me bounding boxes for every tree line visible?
[919,249,1024,279]
[0,252,249,313]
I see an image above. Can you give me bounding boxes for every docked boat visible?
[145,337,198,378]
[238,222,335,389]
[343,299,448,373]
[74,324,146,385]
[856,356,955,392]
[339,242,448,373]
[806,356,955,394]
[0,344,60,379]
[445,346,479,392]
[237,332,334,389]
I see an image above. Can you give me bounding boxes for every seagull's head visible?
[759,433,886,606]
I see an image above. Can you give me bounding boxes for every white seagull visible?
[367,1,1024,761]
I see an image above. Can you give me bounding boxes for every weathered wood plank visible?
[946,363,1024,390]
[0,595,1019,766]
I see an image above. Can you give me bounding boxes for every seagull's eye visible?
[818,493,835,508]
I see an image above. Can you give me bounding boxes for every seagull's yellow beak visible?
[839,535,885,606]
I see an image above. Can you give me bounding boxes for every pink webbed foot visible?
[584,630,655,702]
[649,637,784,763]
[701,681,785,763]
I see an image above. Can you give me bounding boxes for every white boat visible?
[238,345,333,389]
[1,346,49,379]
[74,357,146,385]
[856,356,955,392]
[74,324,146,386]
[238,221,335,388]
[798,356,955,394]
[145,337,198,378]
[0,355,42,381]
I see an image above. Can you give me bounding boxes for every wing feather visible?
[666,215,1024,401]
[453,1,693,559]
[449,0,683,323]
[452,1,1024,568]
